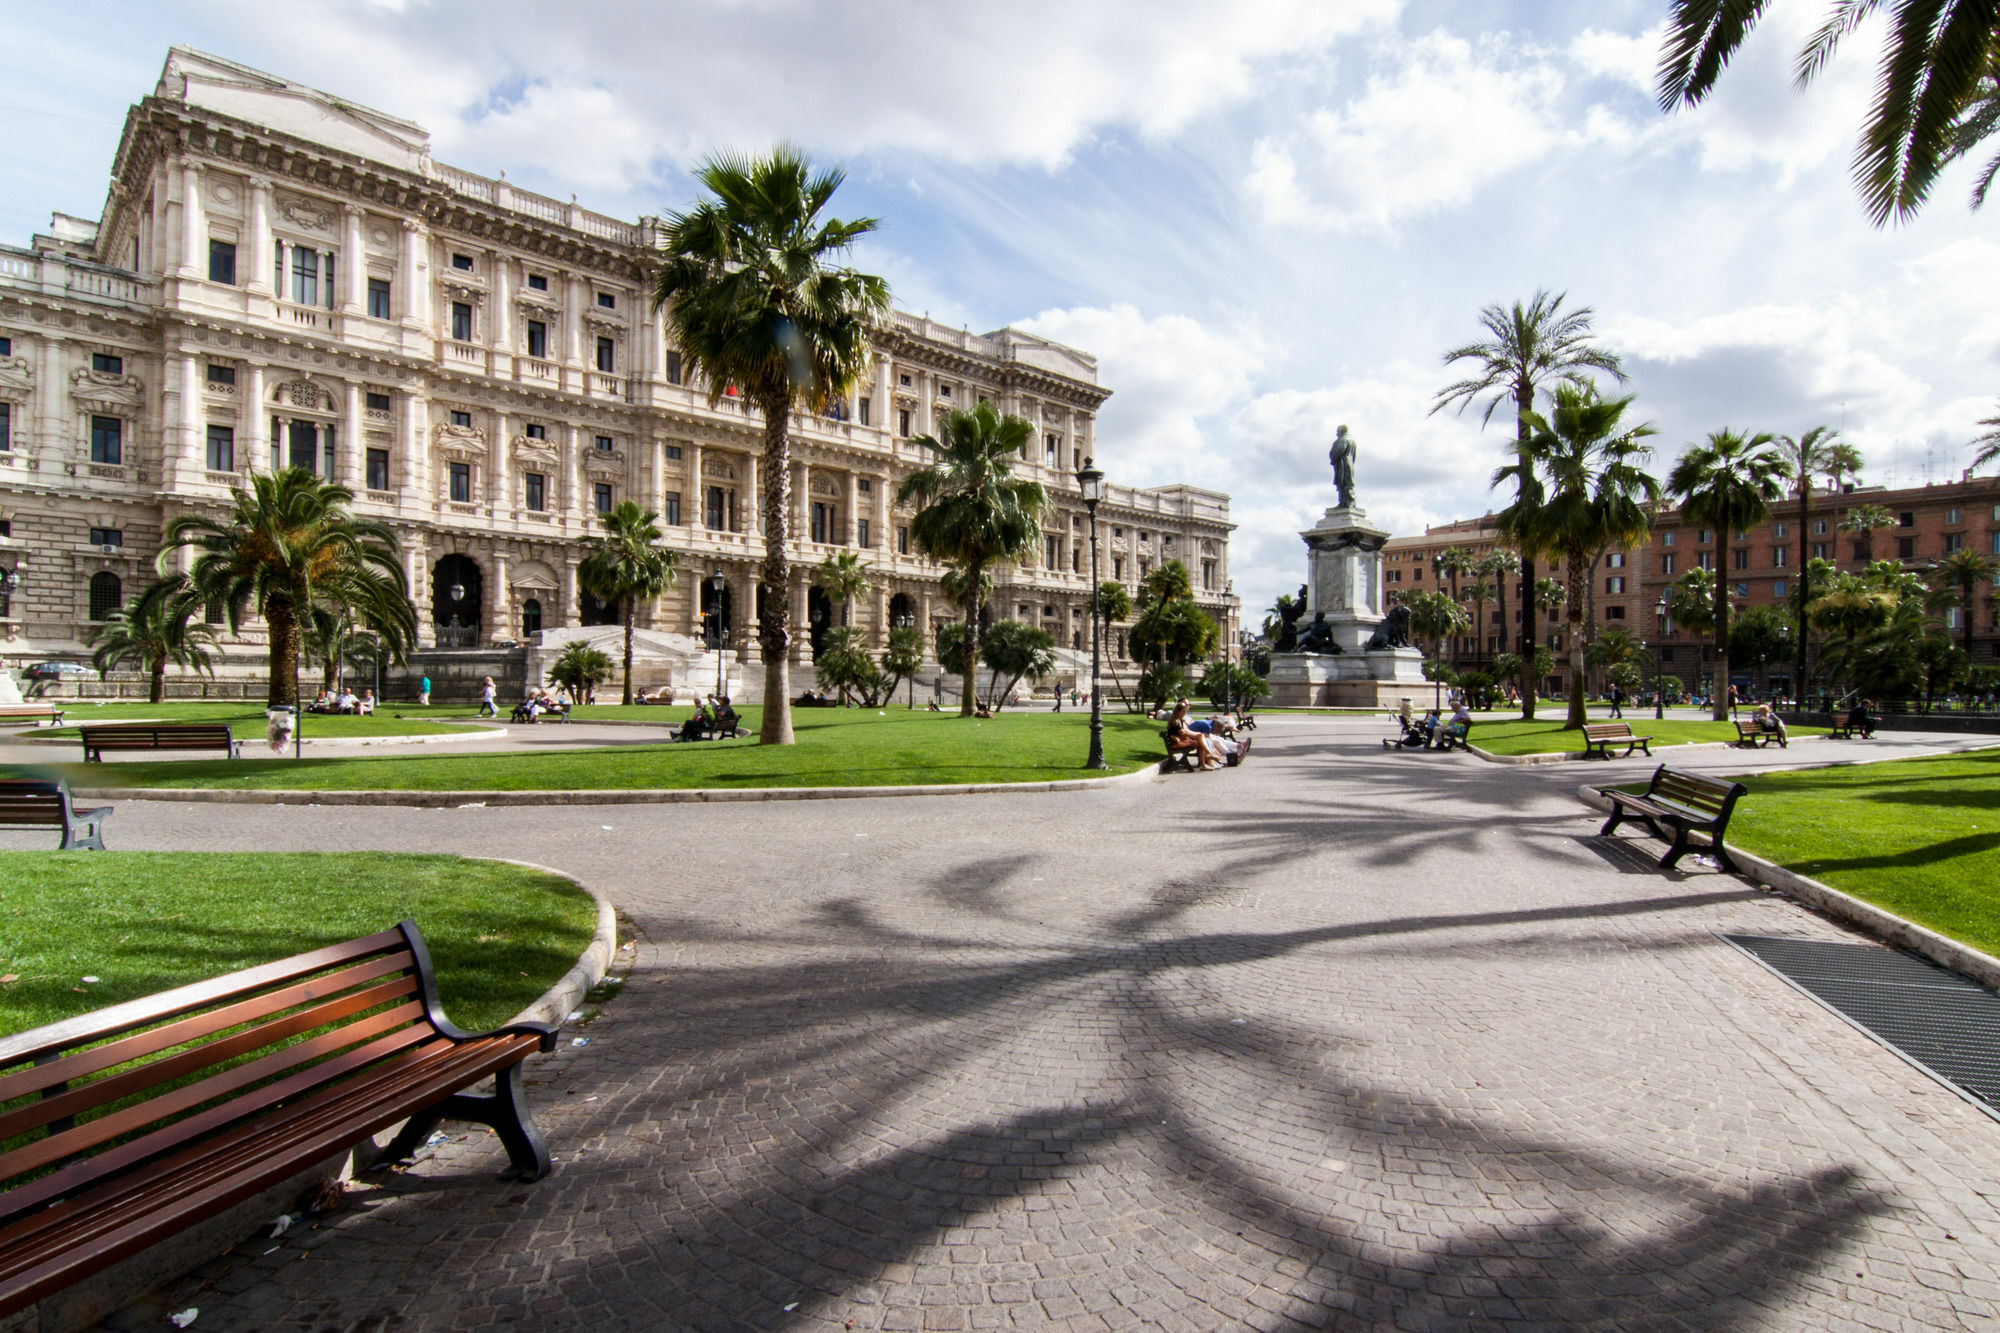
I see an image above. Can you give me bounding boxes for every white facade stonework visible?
[0,48,1235,680]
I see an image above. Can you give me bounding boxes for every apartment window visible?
[208,239,236,285]
[1046,536,1060,568]
[857,397,870,426]
[1661,530,1676,546]
[1735,530,1750,541]
[289,246,324,307]
[1735,582,1750,598]
[449,410,472,428]
[857,518,870,547]
[663,492,681,525]
[1946,507,1962,525]
[526,320,547,359]
[366,448,389,491]
[1604,605,1626,620]
[524,423,547,440]
[1202,560,1216,591]
[90,527,123,548]
[451,302,472,342]
[1814,518,1829,534]
[1697,529,1712,544]
[1993,532,2000,555]
[898,373,912,387]
[448,462,471,502]
[897,525,909,555]
[1696,551,1713,571]
[897,409,911,438]
[0,402,8,451]
[1852,541,1870,562]
[661,443,681,459]
[1660,553,1676,575]
[205,424,234,471]
[1046,433,1059,459]
[596,292,616,309]
[1945,606,1963,630]
[367,278,391,320]
[89,415,122,464]
[92,354,123,375]
[88,572,122,622]
[527,273,548,291]
[1072,547,1081,573]
[451,253,474,271]
[595,337,615,373]
[524,473,547,511]
[1899,511,1915,528]
[1945,532,1964,554]
[1898,536,1916,559]
[0,337,9,355]
[1412,566,1422,581]
[1772,522,1787,538]
[204,364,235,388]
[522,599,542,636]
[1807,541,1828,560]
[1732,548,1750,571]
[810,503,831,544]
[1138,558,1150,578]
[1606,576,1625,594]
[706,486,728,530]
[1606,552,1624,568]
[366,392,392,412]
[939,384,953,398]
[594,435,614,453]
[1773,579,1789,598]
[594,483,613,514]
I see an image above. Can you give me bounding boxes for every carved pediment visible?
[700,458,736,481]
[274,378,333,412]
[276,194,335,233]
[433,421,487,463]
[68,368,143,410]
[512,434,559,467]
[809,475,839,498]
[514,292,560,317]
[0,356,32,402]
[441,279,485,304]
[582,309,623,334]
[583,452,624,480]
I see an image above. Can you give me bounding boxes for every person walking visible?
[1608,683,1624,719]
[418,673,431,706]
[478,676,498,718]
[1727,683,1741,720]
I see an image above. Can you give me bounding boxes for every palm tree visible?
[1928,548,1999,657]
[88,576,219,703]
[1096,579,1134,711]
[1465,576,1495,661]
[653,146,891,745]
[1504,385,1661,727]
[1840,504,1898,565]
[548,640,614,705]
[1432,290,1625,719]
[1434,546,1478,663]
[1404,590,1470,708]
[578,501,680,706]
[1656,0,2000,224]
[813,550,874,631]
[1476,548,1522,667]
[1970,403,2000,474]
[897,403,1047,716]
[1666,429,1790,719]
[163,467,414,706]
[1779,426,1862,701]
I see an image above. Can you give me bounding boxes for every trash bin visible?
[266,705,295,754]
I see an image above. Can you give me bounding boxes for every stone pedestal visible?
[1269,502,1426,707]
[1267,650,1426,708]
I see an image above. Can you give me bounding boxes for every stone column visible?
[341,380,365,489]
[791,571,809,664]
[402,393,429,503]
[743,454,761,538]
[566,424,589,525]
[875,472,890,549]
[246,176,274,299]
[399,220,428,328]
[488,549,509,644]
[178,160,204,278]
[845,471,859,545]
[406,538,430,639]
[340,205,364,312]
[242,364,268,472]
[489,249,511,358]
[564,555,582,628]
[164,353,200,490]
[793,462,809,543]
[489,410,511,519]
[686,442,703,529]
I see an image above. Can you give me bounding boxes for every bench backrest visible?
[1643,766,1745,820]
[1583,723,1633,740]
[79,723,233,741]
[0,780,66,824]
[0,922,444,1229]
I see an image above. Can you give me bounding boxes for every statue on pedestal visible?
[1329,424,1357,509]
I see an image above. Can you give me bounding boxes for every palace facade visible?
[0,48,1236,692]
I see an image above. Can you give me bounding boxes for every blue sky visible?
[4,0,1995,619]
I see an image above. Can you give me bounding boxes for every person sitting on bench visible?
[1845,699,1876,739]
[1752,703,1787,744]
[676,699,713,741]
[1440,700,1473,747]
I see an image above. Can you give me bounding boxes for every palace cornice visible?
[2,292,158,336]
[875,328,1111,411]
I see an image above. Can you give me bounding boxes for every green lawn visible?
[38,708,1167,791]
[0,852,597,1037]
[1719,750,2000,959]
[26,700,480,739]
[1472,716,1826,756]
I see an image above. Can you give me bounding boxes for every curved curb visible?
[1572,784,2000,991]
[1471,736,1827,766]
[488,858,620,1029]
[71,762,1162,808]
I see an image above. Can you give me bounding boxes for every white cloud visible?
[1246,29,1568,233]
[1569,23,1666,94]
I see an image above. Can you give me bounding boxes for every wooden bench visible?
[1598,766,1747,873]
[0,779,113,850]
[1827,718,1872,740]
[509,702,569,723]
[0,921,558,1319]
[79,723,239,762]
[1161,727,1203,772]
[1582,721,1654,760]
[1732,720,1788,749]
[0,704,65,727]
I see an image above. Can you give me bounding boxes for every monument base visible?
[1266,649,1427,709]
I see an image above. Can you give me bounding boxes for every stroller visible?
[1384,714,1433,750]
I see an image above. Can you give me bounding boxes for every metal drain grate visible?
[1721,933,2000,1120]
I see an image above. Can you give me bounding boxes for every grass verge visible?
[1720,749,2000,959]
[28,709,1167,791]
[1473,717,1826,756]
[0,851,597,1037]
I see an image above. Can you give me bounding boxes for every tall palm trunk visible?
[1494,577,1508,677]
[1962,579,1977,659]
[1565,549,1589,728]
[1711,504,1731,721]
[621,604,637,706]
[266,602,300,707]
[1515,385,1538,719]
[150,658,167,705]
[1795,481,1812,704]
[960,559,985,717]
[757,393,794,744]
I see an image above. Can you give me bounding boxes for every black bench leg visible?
[1597,808,1627,837]
[377,1105,449,1167]
[1658,827,1694,870]
[437,1063,553,1181]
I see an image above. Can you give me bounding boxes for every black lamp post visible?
[1654,593,1669,719]
[893,611,915,708]
[708,567,727,698]
[1077,455,1106,770]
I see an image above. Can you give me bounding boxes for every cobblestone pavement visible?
[68,719,2000,1331]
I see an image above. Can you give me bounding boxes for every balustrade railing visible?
[433,624,479,649]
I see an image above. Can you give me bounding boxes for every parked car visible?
[23,661,91,680]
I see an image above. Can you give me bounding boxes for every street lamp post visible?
[1654,593,1669,719]
[893,612,916,709]
[1077,456,1107,770]
[708,568,727,699]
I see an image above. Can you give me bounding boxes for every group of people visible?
[675,694,740,741]
[306,687,374,715]
[1389,699,1472,750]
[1165,698,1252,770]
[511,689,566,723]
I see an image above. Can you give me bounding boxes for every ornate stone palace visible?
[0,48,1235,694]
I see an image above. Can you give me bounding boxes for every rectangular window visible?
[663,492,681,525]
[897,408,911,438]
[92,354,122,375]
[1606,552,1624,568]
[1993,532,2000,555]
[208,239,236,285]
[1604,605,1625,620]
[1899,511,1915,528]
[1113,557,1124,580]
[661,443,680,459]
[1772,547,1788,567]
[366,391,392,412]
[1606,576,1625,593]
[810,503,830,544]
[451,253,474,271]
[1814,518,1829,534]
[1658,553,1674,575]
[857,396,870,426]
[0,337,9,355]
[1773,579,1789,599]
[1772,522,1787,538]
[524,473,546,511]
[366,448,389,491]
[1202,560,1216,591]
[89,415,122,464]
[449,410,472,427]
[595,337,615,373]
[1946,507,1962,525]
[594,434,613,452]
[451,302,472,342]
[527,273,548,291]
[526,320,547,359]
[706,486,727,529]
[1661,530,1676,546]
[1732,548,1750,570]
[1898,535,1916,559]
[1046,536,1060,568]
[367,277,391,320]
[596,292,616,309]
[1046,433,1059,458]
[448,462,471,502]
[665,350,682,385]
[89,527,123,547]
[594,482,613,514]
[205,424,234,471]
[1813,542,1829,560]
[0,401,9,451]
[1735,582,1750,598]
[205,364,235,388]
[1852,540,1870,562]
[897,525,909,555]
[1696,551,1713,571]
[857,518,870,547]
[1945,532,1964,554]
[524,422,547,440]
[856,478,871,494]
[1698,529,1712,544]
[290,247,319,306]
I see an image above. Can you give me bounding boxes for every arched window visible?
[521,599,542,637]
[89,571,122,621]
